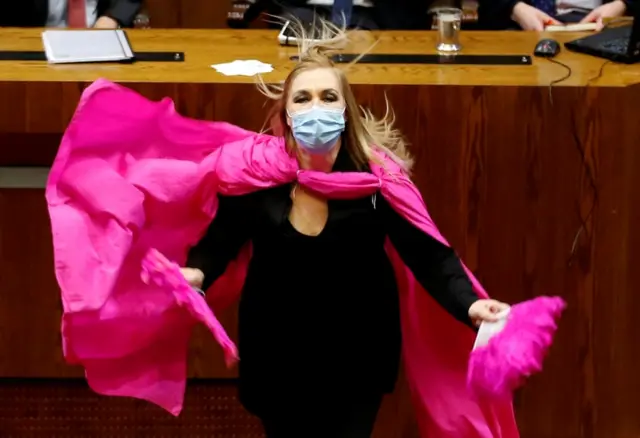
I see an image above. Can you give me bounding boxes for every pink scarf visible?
[47,79,519,437]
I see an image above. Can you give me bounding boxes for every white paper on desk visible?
[545,23,598,32]
[472,308,511,350]
[42,29,134,64]
[211,60,273,76]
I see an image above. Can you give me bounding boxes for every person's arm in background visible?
[477,0,561,30]
[94,0,143,28]
[378,196,508,328]
[580,0,634,30]
[181,194,253,292]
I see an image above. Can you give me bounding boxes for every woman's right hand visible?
[180,267,205,289]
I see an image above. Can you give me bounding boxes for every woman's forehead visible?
[290,68,340,94]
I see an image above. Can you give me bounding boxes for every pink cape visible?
[46,79,519,437]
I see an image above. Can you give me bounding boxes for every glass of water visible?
[434,8,462,53]
[133,12,151,29]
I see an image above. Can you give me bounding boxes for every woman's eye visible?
[323,95,337,102]
[293,97,309,103]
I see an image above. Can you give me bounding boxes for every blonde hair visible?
[257,17,413,171]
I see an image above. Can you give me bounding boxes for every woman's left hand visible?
[468,299,510,326]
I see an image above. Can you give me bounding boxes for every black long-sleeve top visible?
[186,148,479,416]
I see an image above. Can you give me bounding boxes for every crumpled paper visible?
[472,308,511,350]
[211,60,274,76]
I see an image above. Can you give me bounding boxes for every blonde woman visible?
[179,23,509,437]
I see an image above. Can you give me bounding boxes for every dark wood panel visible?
[1,81,639,438]
[145,0,231,29]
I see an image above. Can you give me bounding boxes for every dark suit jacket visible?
[371,0,435,29]
[477,0,636,29]
[0,0,142,28]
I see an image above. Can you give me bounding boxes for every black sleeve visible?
[623,0,638,14]
[104,0,143,27]
[477,0,520,30]
[186,194,252,291]
[379,195,479,327]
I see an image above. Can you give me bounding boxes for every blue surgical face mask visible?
[287,106,346,154]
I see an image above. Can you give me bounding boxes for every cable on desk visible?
[581,17,616,87]
[546,58,573,105]
[587,60,612,85]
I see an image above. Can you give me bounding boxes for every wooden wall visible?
[144,0,234,29]
[1,80,640,437]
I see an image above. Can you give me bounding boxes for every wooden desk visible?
[1,29,639,438]
[0,28,639,86]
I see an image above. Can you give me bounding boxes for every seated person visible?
[477,0,634,30]
[274,0,378,29]
[238,0,434,30]
[0,0,142,28]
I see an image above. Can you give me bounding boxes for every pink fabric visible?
[468,296,566,400]
[140,248,239,368]
[47,79,519,436]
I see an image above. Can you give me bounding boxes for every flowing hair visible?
[257,17,413,171]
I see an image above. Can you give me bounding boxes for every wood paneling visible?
[1,29,640,438]
[144,0,231,29]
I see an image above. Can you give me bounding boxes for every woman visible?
[178,23,510,437]
[46,19,519,438]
